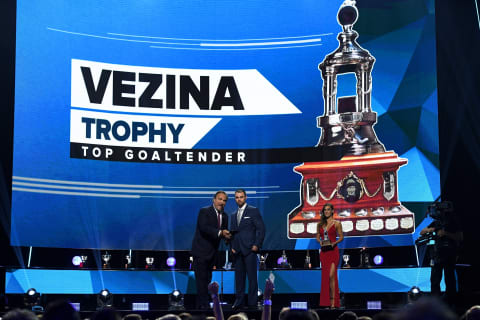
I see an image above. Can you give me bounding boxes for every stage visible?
[6,267,436,295]
[4,267,441,312]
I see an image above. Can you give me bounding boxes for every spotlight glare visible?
[277,257,287,265]
[373,255,384,265]
[166,257,176,268]
[72,256,82,266]
[27,288,37,296]
[97,289,113,309]
[408,286,422,302]
[24,288,42,310]
[168,289,184,310]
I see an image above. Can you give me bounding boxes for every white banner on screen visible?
[71,59,301,116]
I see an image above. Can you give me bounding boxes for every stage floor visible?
[5,267,441,294]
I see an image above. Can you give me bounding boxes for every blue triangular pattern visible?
[5,274,24,293]
[416,149,441,199]
[340,269,413,292]
[413,216,434,240]
[387,14,437,112]
[342,234,414,248]
[383,234,415,247]
[376,113,413,155]
[294,238,318,250]
[336,82,387,116]
[398,147,438,201]
[416,108,439,155]
[370,269,430,291]
[336,73,357,100]
[372,95,387,117]
[367,18,426,112]
[422,88,438,115]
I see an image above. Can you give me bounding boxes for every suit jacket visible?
[191,205,229,261]
[230,204,265,256]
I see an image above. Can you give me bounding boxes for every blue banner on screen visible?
[12,0,438,250]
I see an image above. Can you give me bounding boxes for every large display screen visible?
[12,0,438,250]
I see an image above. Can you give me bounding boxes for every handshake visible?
[221,229,232,240]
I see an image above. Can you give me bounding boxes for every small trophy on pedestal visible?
[145,257,155,270]
[259,253,269,270]
[304,250,312,269]
[80,255,88,268]
[321,229,333,251]
[342,254,351,268]
[279,250,291,269]
[359,247,370,268]
[102,252,111,269]
[125,255,132,269]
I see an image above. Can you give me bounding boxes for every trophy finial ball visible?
[338,4,358,27]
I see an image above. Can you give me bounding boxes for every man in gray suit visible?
[230,189,265,309]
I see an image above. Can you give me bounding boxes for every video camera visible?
[415,200,454,246]
[427,201,453,222]
[415,201,453,246]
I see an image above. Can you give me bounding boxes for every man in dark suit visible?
[230,189,266,309]
[191,191,231,309]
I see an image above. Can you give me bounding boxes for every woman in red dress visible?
[316,203,344,308]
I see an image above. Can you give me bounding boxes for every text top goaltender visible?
[74,144,247,164]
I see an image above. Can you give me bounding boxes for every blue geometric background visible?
[11,0,439,250]
[356,0,439,202]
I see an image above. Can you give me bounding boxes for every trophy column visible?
[324,66,337,116]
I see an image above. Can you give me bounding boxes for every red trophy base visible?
[288,152,414,238]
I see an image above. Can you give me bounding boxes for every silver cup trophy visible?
[343,254,351,268]
[321,229,332,250]
[287,0,414,240]
[259,253,269,270]
[146,257,154,269]
[80,255,88,268]
[102,252,111,269]
[125,255,132,269]
[317,0,384,155]
[304,251,311,269]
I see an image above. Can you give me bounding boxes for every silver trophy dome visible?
[317,0,385,155]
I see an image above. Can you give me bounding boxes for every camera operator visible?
[420,202,463,303]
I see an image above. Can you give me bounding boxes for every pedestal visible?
[288,152,414,238]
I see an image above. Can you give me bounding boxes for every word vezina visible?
[80,66,245,110]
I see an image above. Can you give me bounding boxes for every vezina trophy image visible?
[288,0,415,238]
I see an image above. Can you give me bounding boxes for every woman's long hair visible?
[319,203,334,228]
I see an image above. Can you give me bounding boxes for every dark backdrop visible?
[435,0,480,292]
[435,0,480,267]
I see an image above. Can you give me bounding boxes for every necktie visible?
[237,209,243,225]
[217,212,221,228]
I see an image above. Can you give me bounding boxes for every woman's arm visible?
[316,223,322,243]
[333,221,344,246]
